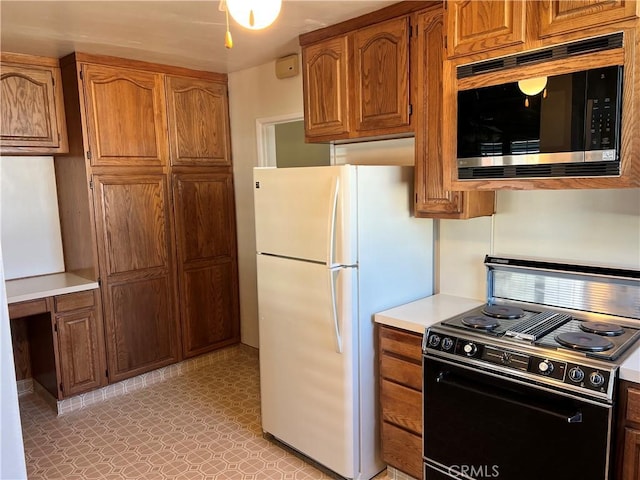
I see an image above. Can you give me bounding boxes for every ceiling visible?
[0,0,398,73]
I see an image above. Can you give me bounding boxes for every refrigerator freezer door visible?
[253,166,355,266]
[257,253,357,477]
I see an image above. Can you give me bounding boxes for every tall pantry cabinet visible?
[56,53,240,383]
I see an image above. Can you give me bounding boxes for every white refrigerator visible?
[254,165,433,479]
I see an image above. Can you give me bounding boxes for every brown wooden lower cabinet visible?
[618,380,640,480]
[378,325,423,479]
[54,290,107,397]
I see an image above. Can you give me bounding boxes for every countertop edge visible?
[6,272,99,304]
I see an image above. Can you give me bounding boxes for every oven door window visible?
[423,359,612,480]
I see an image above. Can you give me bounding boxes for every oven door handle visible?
[436,372,583,423]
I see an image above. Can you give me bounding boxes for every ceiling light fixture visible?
[219,0,282,49]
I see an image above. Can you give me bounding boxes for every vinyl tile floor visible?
[18,346,390,480]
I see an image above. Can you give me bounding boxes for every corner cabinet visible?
[414,8,494,218]
[617,380,640,480]
[0,53,68,154]
[378,325,423,480]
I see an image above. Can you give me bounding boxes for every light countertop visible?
[5,272,99,304]
[374,294,640,384]
[374,294,484,334]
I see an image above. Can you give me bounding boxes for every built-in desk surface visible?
[6,272,98,304]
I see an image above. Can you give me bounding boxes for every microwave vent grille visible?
[458,162,621,180]
[457,33,623,79]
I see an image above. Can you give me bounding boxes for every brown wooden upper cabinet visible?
[352,17,410,133]
[0,53,68,155]
[302,36,350,139]
[165,76,231,166]
[82,63,168,167]
[414,8,494,219]
[445,0,526,58]
[445,0,639,59]
[301,14,413,142]
[539,0,639,38]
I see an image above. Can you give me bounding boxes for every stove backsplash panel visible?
[487,258,640,321]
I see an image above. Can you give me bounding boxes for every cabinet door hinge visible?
[80,70,84,81]
[60,382,64,392]
[54,323,58,332]
[105,369,109,378]
[97,277,102,287]
[409,104,413,116]
[444,35,448,50]
[89,179,94,190]
[86,150,92,160]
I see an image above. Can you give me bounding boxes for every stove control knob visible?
[463,342,478,357]
[589,371,605,388]
[428,334,441,348]
[441,337,454,351]
[538,360,554,375]
[568,367,585,383]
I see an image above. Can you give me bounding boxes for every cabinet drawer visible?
[628,387,640,424]
[55,290,95,313]
[379,325,423,362]
[8,298,48,319]
[381,421,422,480]
[381,378,421,434]
[381,353,422,391]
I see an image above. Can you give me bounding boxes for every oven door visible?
[423,358,613,480]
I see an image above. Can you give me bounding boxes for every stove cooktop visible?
[440,303,640,362]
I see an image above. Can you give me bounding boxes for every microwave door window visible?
[457,83,542,162]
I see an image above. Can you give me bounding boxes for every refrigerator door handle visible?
[328,268,343,354]
[326,176,339,267]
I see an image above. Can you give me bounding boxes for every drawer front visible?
[381,421,423,479]
[8,298,48,319]
[381,378,422,434]
[55,290,95,313]
[379,325,423,362]
[628,386,640,424]
[381,353,422,391]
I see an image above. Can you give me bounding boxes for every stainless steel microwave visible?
[456,65,623,181]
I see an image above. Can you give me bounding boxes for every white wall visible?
[439,188,640,300]
[228,56,304,348]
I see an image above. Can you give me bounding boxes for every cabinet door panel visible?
[57,308,105,397]
[93,174,178,381]
[303,36,350,138]
[166,76,231,166]
[174,174,234,262]
[539,0,638,38]
[96,176,169,275]
[622,428,640,480]
[446,0,525,58]
[381,379,422,434]
[106,277,177,379]
[181,262,238,356]
[0,63,66,152]
[82,64,167,166]
[353,17,410,132]
[173,173,240,358]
